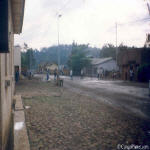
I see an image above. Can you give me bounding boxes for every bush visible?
[138,64,150,82]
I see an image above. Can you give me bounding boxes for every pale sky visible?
[15,0,150,49]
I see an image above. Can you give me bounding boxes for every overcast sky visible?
[15,0,150,49]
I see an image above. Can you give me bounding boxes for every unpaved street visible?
[63,77,150,119]
[16,76,150,150]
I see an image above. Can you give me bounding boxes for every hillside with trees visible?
[22,43,130,72]
[22,44,100,70]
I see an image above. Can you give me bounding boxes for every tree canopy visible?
[100,44,116,59]
[21,43,36,70]
[100,43,129,59]
[68,43,91,75]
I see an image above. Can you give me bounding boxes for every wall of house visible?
[96,60,119,71]
[118,48,150,81]
[121,64,139,81]
[0,1,15,149]
[85,60,119,77]
[14,46,21,73]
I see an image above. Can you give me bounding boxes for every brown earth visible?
[16,77,150,150]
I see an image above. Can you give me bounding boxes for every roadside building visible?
[85,57,119,77]
[117,47,150,81]
[38,62,46,73]
[144,34,150,48]
[0,0,25,150]
[38,62,59,74]
[45,63,58,74]
[14,45,21,74]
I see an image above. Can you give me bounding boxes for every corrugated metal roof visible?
[91,57,113,65]
[12,0,25,34]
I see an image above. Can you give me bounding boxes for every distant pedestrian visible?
[81,69,84,79]
[28,71,32,80]
[99,68,103,79]
[70,70,73,80]
[97,69,100,80]
[54,69,57,81]
[46,71,49,81]
[15,70,19,83]
[129,69,134,81]
[112,71,116,80]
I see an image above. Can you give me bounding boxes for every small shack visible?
[85,57,118,77]
[117,47,150,81]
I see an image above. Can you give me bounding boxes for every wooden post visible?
[149,80,150,97]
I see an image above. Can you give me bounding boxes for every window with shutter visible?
[0,0,9,53]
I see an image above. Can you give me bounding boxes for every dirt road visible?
[16,76,150,150]
[63,77,150,119]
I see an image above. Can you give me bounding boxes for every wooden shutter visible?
[0,0,9,53]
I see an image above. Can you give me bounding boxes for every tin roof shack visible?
[85,57,118,77]
[117,47,150,82]
[0,0,25,150]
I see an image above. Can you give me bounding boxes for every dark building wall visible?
[118,48,150,82]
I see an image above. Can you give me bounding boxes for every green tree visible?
[21,45,36,70]
[68,43,91,75]
[26,49,36,69]
[100,43,130,59]
[100,43,116,59]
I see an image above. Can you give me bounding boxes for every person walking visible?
[15,70,19,83]
[54,69,57,81]
[129,69,134,81]
[70,69,73,80]
[81,69,84,79]
[97,69,100,80]
[46,71,49,81]
[99,68,103,80]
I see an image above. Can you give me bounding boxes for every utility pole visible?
[57,14,62,75]
[115,22,118,63]
[30,50,31,71]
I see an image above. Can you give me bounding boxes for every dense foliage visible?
[68,44,91,75]
[21,48,36,70]
[138,63,150,82]
[21,43,132,71]
[100,44,116,59]
[99,43,129,59]
[22,44,100,69]
[33,45,72,66]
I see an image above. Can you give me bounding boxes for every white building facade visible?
[85,57,119,77]
[14,45,21,74]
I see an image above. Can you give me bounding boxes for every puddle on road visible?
[14,122,24,130]
[25,106,31,109]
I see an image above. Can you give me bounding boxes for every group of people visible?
[97,68,104,80]
[46,69,65,81]
[125,68,135,81]
[46,69,57,81]
[69,69,84,80]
